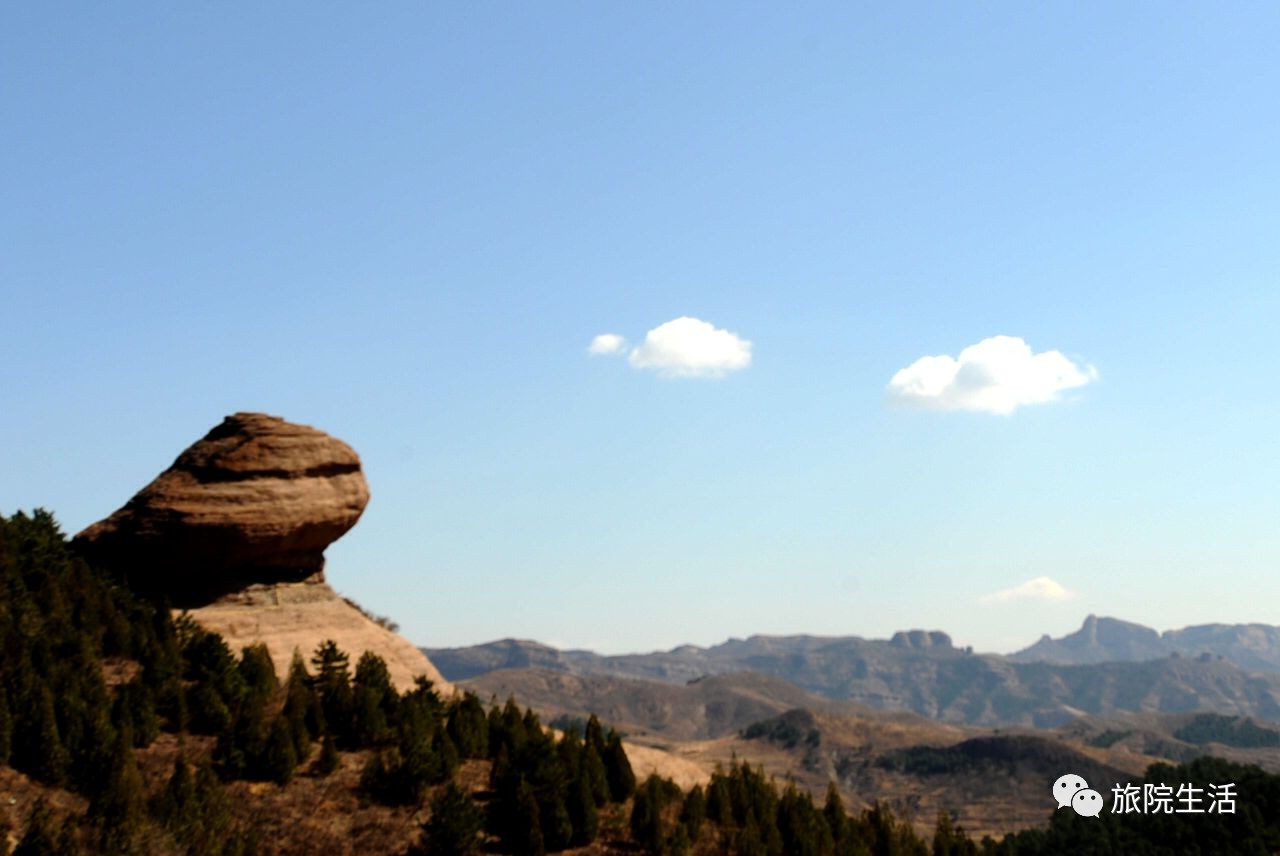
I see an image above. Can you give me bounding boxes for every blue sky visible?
[3,4,1279,653]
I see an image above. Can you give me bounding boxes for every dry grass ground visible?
[183,581,452,693]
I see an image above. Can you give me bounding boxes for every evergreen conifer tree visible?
[582,742,609,807]
[512,780,545,856]
[603,729,635,801]
[415,783,483,856]
[89,722,146,856]
[237,644,278,702]
[282,650,319,759]
[262,715,299,785]
[680,784,707,841]
[567,766,599,846]
[310,640,354,745]
[445,692,489,759]
[23,688,70,786]
[316,732,340,776]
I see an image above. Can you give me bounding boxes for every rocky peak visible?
[890,630,953,650]
[73,412,449,692]
[74,412,369,602]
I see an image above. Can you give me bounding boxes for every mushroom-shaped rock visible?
[74,412,369,601]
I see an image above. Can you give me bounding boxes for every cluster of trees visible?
[987,757,1280,855]
[0,507,639,855]
[623,762,934,856]
[8,508,1280,855]
[1173,713,1280,748]
[483,704,634,853]
[0,509,254,855]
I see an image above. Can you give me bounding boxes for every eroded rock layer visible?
[188,580,451,693]
[74,412,369,601]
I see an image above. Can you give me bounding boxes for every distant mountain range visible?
[425,616,1280,727]
[1010,614,1280,672]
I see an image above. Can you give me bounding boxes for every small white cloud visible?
[979,576,1078,606]
[627,316,752,379]
[887,335,1097,415]
[588,333,627,356]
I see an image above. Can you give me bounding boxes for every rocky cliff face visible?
[74,412,370,600]
[75,412,449,692]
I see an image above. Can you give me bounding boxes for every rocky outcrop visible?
[74,412,451,692]
[74,412,369,601]
[889,630,953,650]
[1011,615,1169,665]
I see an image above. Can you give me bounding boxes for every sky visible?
[3,3,1280,655]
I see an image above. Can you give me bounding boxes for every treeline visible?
[0,509,252,854]
[986,756,1280,855]
[1173,713,1280,748]
[0,508,639,854]
[6,508,1280,856]
[621,763,935,856]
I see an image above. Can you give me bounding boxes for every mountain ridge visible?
[427,615,1280,727]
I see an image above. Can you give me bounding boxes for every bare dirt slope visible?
[185,580,452,693]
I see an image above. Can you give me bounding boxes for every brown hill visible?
[186,579,450,693]
[462,668,866,741]
[461,665,1178,839]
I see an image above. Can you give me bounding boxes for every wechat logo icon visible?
[1054,773,1103,817]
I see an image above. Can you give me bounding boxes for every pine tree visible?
[22,687,70,785]
[631,775,683,856]
[310,640,353,745]
[181,627,246,734]
[282,650,319,759]
[823,782,848,844]
[88,723,145,855]
[630,776,666,855]
[584,714,606,755]
[707,772,734,828]
[512,780,546,856]
[154,758,245,856]
[778,780,832,856]
[191,766,240,856]
[582,743,609,807]
[153,757,198,845]
[603,729,635,801]
[931,811,976,856]
[539,788,574,853]
[445,692,489,759]
[262,715,298,785]
[668,823,692,856]
[415,783,483,856]
[352,651,396,747]
[237,644,278,702]
[680,784,707,841]
[113,681,159,749]
[317,732,340,776]
[567,766,599,846]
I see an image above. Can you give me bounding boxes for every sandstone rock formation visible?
[75,412,370,600]
[189,580,450,693]
[75,412,451,692]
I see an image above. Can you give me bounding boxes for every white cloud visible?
[979,576,1078,606]
[626,317,752,379]
[887,335,1097,415]
[588,333,627,355]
